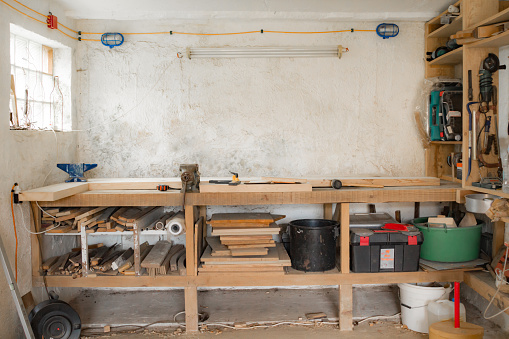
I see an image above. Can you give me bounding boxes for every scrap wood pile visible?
[42,241,187,277]
[42,207,183,234]
[199,213,291,275]
[141,240,186,276]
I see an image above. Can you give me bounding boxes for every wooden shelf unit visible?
[29,183,466,332]
[425,0,507,196]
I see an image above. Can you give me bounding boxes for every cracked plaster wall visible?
[75,20,426,179]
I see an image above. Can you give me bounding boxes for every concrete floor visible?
[68,287,506,338]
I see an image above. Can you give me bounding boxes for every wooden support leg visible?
[30,202,42,279]
[339,284,353,331]
[493,220,505,258]
[340,203,350,274]
[185,206,195,277]
[185,286,199,333]
[324,203,333,220]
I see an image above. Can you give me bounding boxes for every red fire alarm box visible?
[47,14,57,29]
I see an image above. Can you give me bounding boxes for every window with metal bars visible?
[10,32,66,130]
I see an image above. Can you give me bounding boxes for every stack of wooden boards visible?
[42,241,187,277]
[199,213,291,275]
[141,240,186,276]
[42,207,181,234]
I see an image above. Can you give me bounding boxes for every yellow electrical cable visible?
[2,0,378,43]
[1,0,46,25]
[11,0,45,17]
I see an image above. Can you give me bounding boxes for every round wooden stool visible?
[429,320,484,339]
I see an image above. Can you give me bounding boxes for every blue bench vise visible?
[57,163,97,182]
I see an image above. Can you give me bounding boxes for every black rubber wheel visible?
[29,300,81,339]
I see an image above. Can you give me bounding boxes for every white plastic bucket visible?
[398,283,452,333]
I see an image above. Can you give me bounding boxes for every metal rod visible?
[0,235,36,338]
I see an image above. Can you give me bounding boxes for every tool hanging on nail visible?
[466,102,479,180]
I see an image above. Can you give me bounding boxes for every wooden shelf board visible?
[464,185,507,198]
[431,141,462,145]
[44,230,168,236]
[427,0,462,26]
[471,29,509,48]
[441,175,461,184]
[428,16,463,38]
[428,47,463,66]
[37,269,466,288]
[467,7,509,31]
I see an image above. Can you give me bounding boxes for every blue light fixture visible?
[376,23,399,39]
[101,32,124,48]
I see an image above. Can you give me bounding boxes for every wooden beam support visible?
[492,220,506,259]
[339,284,353,331]
[323,203,333,220]
[30,202,42,279]
[340,203,350,274]
[464,271,509,316]
[185,286,199,332]
[185,206,195,277]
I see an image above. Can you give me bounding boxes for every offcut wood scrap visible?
[141,240,172,269]
[98,250,123,272]
[158,245,184,275]
[118,242,150,273]
[111,248,134,271]
[486,199,509,221]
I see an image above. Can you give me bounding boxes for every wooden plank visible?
[118,207,143,222]
[19,182,89,201]
[201,244,289,263]
[464,271,509,316]
[339,284,353,331]
[141,241,172,268]
[324,203,333,219]
[199,265,284,272]
[75,207,107,221]
[185,206,195,277]
[230,248,268,256]
[222,240,275,245]
[210,213,275,224]
[171,248,186,272]
[185,286,199,333]
[207,237,231,256]
[227,243,276,249]
[492,220,505,258]
[30,202,42,278]
[160,245,185,274]
[194,217,204,275]
[87,178,182,190]
[340,203,350,274]
[42,256,58,270]
[212,224,280,236]
[200,183,312,193]
[54,208,88,222]
[220,235,273,241]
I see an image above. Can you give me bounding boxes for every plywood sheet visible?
[212,224,280,236]
[230,248,268,256]
[19,182,89,201]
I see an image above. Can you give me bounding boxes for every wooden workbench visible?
[25,180,472,332]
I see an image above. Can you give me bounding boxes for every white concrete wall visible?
[75,20,426,178]
[0,1,78,337]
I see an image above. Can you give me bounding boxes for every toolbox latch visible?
[360,236,370,246]
[408,235,417,245]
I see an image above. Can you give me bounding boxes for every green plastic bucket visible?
[410,217,483,262]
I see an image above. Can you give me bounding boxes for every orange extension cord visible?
[10,184,18,282]
[1,0,375,42]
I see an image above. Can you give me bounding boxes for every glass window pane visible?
[42,74,53,102]
[14,67,26,102]
[10,34,15,65]
[15,37,28,69]
[28,41,42,72]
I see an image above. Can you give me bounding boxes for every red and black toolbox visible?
[350,223,423,273]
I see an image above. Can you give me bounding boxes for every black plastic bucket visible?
[289,219,338,272]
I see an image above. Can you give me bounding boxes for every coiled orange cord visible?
[10,184,18,282]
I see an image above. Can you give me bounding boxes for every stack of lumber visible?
[140,240,187,276]
[208,213,284,256]
[199,213,290,274]
[41,243,131,278]
[42,207,176,234]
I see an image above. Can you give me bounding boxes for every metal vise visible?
[57,163,97,182]
[180,164,200,193]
